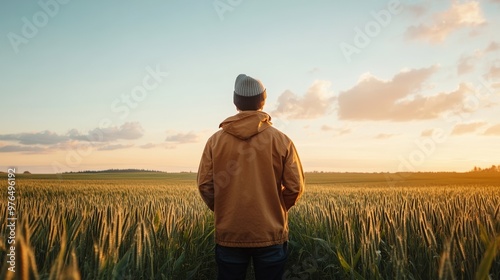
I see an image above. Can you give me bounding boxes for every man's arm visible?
[197,140,215,211]
[282,141,305,210]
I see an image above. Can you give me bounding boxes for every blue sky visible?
[1,0,499,173]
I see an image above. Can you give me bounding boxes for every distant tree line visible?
[469,165,500,173]
[63,168,164,174]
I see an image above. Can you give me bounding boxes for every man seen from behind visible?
[197,74,305,280]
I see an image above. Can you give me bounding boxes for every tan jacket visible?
[197,111,304,247]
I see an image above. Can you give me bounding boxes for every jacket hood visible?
[219,111,272,140]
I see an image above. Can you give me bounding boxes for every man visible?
[197,74,305,280]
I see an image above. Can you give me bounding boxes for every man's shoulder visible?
[207,129,224,141]
[264,126,293,143]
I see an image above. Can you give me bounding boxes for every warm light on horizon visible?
[1,1,499,175]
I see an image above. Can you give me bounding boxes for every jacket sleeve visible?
[197,139,215,211]
[281,141,305,210]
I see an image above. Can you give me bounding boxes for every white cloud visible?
[420,129,434,137]
[406,1,486,43]
[485,41,500,53]
[457,55,476,75]
[337,66,469,121]
[0,145,47,153]
[0,122,144,153]
[165,131,200,144]
[140,143,157,149]
[307,67,320,74]
[374,133,396,139]
[321,125,333,131]
[483,124,500,135]
[451,122,487,135]
[0,131,69,145]
[484,63,500,80]
[405,3,428,18]
[76,122,144,142]
[456,42,500,76]
[456,42,499,76]
[271,80,336,120]
[98,144,134,151]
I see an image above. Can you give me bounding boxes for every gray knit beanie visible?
[234,74,266,97]
[233,74,267,111]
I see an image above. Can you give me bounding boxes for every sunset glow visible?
[1,0,499,173]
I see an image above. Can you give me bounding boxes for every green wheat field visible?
[1,172,499,280]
